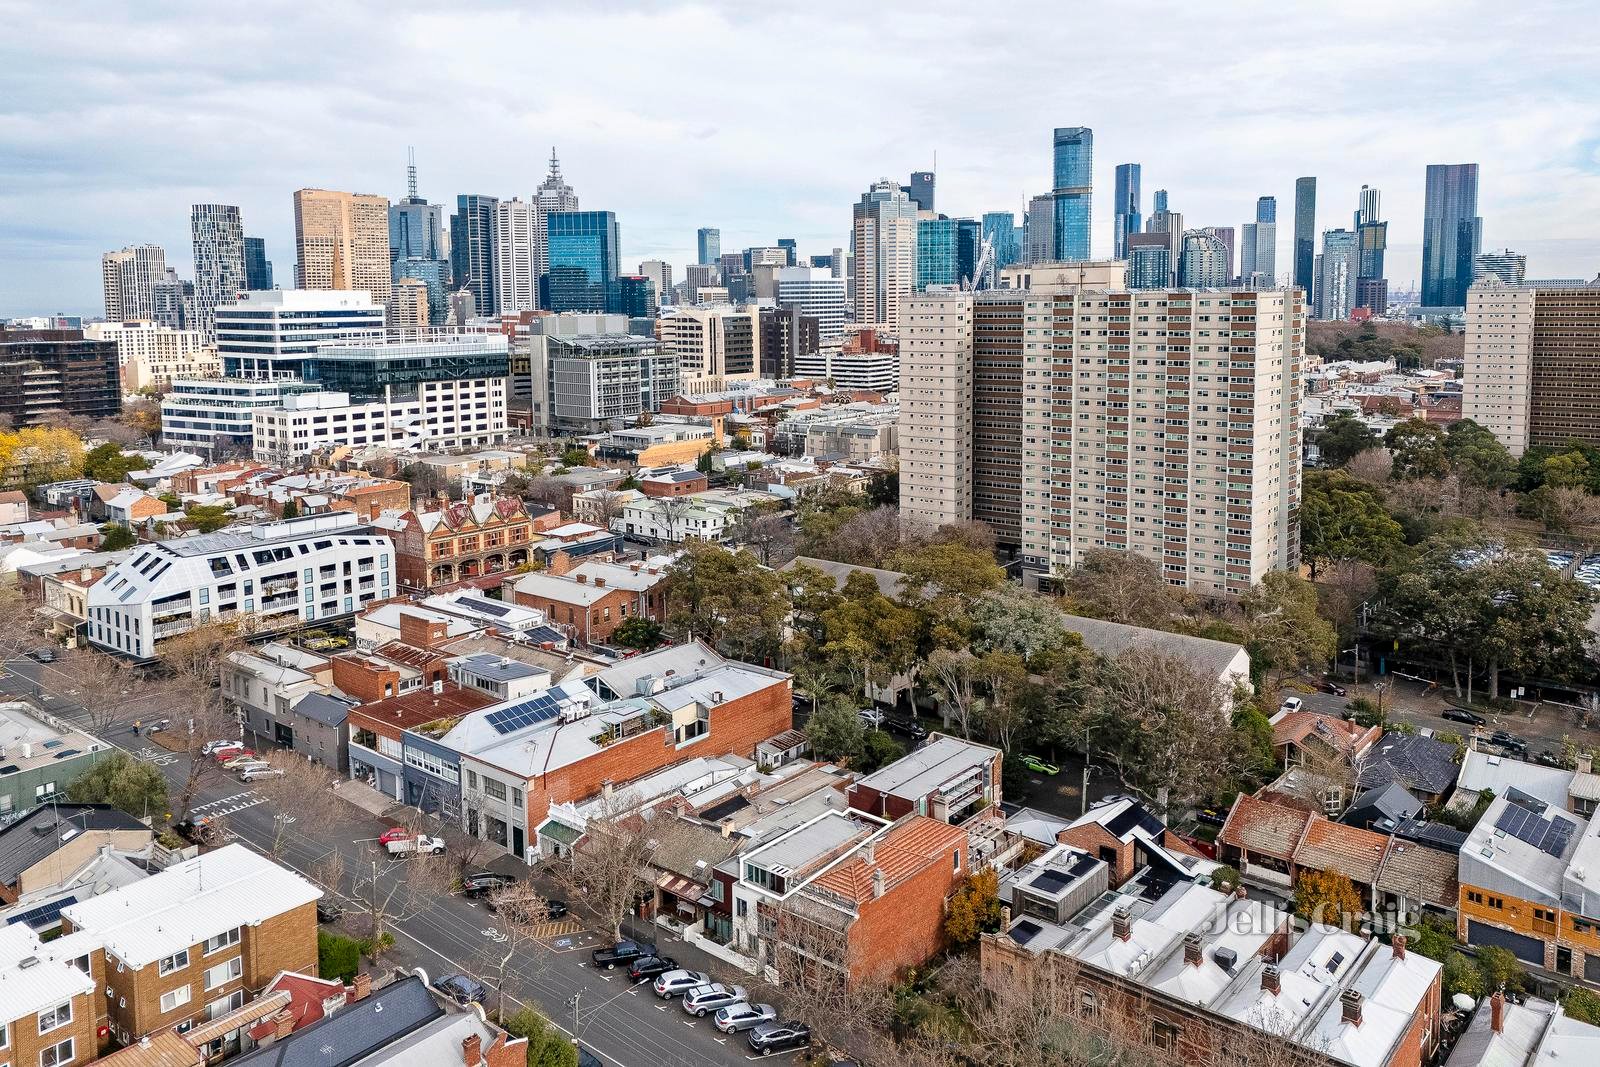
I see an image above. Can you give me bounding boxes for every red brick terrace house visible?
[1056,797,1212,888]
[376,496,547,590]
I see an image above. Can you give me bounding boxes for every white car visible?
[1279,696,1304,714]
[239,766,285,782]
[857,707,885,728]
[652,969,710,998]
[202,740,243,755]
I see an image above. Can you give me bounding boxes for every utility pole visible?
[1081,724,1095,817]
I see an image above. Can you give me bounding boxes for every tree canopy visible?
[1299,469,1405,578]
[1312,412,1377,467]
[67,751,169,820]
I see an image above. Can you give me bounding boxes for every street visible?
[0,656,779,1067]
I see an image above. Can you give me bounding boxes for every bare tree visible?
[760,894,891,1047]
[156,619,246,819]
[252,752,343,860]
[552,793,701,940]
[737,512,797,566]
[56,649,168,739]
[347,849,453,957]
[588,489,628,529]
[927,648,981,737]
[524,475,568,511]
[652,497,692,542]
[1060,548,1192,627]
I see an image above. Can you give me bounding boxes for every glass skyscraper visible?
[617,275,657,317]
[1051,127,1093,261]
[1113,163,1142,259]
[916,218,958,290]
[243,236,273,291]
[982,212,1021,282]
[1293,177,1316,301]
[393,258,449,325]
[451,194,499,317]
[906,172,935,212]
[697,227,720,266]
[543,211,621,313]
[1421,163,1481,307]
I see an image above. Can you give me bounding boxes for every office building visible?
[1126,233,1175,290]
[637,260,673,301]
[1293,177,1316,302]
[292,188,392,303]
[87,513,395,660]
[1177,230,1231,288]
[151,269,198,331]
[899,290,974,530]
[776,266,846,343]
[697,227,721,265]
[388,154,445,262]
[1354,185,1388,313]
[1474,249,1527,285]
[494,198,538,313]
[543,333,678,436]
[84,320,220,391]
[1316,229,1360,320]
[684,263,719,303]
[1201,226,1235,282]
[777,237,798,266]
[916,217,981,291]
[1051,127,1093,261]
[1145,201,1184,286]
[214,288,384,379]
[616,275,657,317]
[530,148,580,284]
[1113,163,1142,259]
[191,203,246,338]
[760,304,822,379]
[795,328,899,394]
[1422,163,1483,308]
[982,212,1021,285]
[904,171,936,212]
[298,334,507,401]
[392,257,448,325]
[451,193,499,316]
[389,276,431,329]
[1241,197,1277,286]
[160,378,322,454]
[658,304,760,394]
[0,328,121,426]
[542,210,620,314]
[851,179,919,330]
[1463,280,1600,454]
[101,244,167,321]
[243,235,273,292]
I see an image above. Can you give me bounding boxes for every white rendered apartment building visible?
[85,321,220,392]
[214,289,384,379]
[161,378,323,455]
[252,379,508,461]
[898,289,974,530]
[86,512,395,660]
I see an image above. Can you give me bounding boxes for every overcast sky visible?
[4,0,1598,317]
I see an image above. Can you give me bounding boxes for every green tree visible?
[66,751,169,819]
[969,583,1075,671]
[1298,469,1405,579]
[279,498,298,519]
[1441,952,1486,1001]
[1312,412,1377,467]
[1384,418,1450,479]
[1443,419,1515,490]
[695,449,714,474]
[660,541,790,662]
[865,469,899,507]
[611,616,664,651]
[99,522,137,551]
[1292,869,1364,928]
[1542,449,1591,489]
[82,441,150,482]
[502,1007,578,1067]
[944,868,1003,948]
[1236,571,1338,681]
[317,931,361,983]
[804,698,866,765]
[1474,945,1528,996]
[1061,548,1187,627]
[817,572,922,694]
[858,729,905,773]
[1562,987,1600,1026]
[184,502,234,533]
[560,446,591,468]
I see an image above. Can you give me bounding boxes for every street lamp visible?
[1340,647,1362,685]
[1372,682,1388,729]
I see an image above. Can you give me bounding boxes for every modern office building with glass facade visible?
[451,194,499,317]
[697,227,720,266]
[982,212,1021,283]
[617,275,657,318]
[542,211,621,314]
[215,289,385,379]
[393,257,449,326]
[299,335,510,401]
[1113,163,1141,260]
[244,236,274,291]
[1125,234,1173,289]
[1422,163,1482,308]
[1051,127,1093,262]
[1294,177,1316,302]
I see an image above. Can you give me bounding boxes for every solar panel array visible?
[1030,868,1073,894]
[1495,802,1576,858]
[485,691,564,735]
[460,596,511,618]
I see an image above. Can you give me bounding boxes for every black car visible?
[749,1021,812,1055]
[1322,680,1347,697]
[1537,750,1567,768]
[1442,708,1487,727]
[577,1047,604,1067]
[886,716,928,741]
[432,973,488,1005]
[461,872,517,897]
[1490,731,1528,754]
[628,954,678,981]
[28,647,56,663]
[591,939,656,969]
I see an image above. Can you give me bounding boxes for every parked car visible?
[227,761,271,775]
[1196,808,1227,828]
[378,826,416,845]
[385,834,445,857]
[714,1002,778,1033]
[218,751,259,767]
[628,955,678,981]
[652,968,710,997]
[577,1048,603,1067]
[173,818,220,846]
[748,1021,812,1056]
[681,983,749,1016]
[431,973,487,1005]
[1490,731,1528,755]
[146,718,171,733]
[1322,681,1348,697]
[488,894,567,923]
[1442,708,1487,727]
[1537,750,1568,768]
[461,872,517,898]
[239,766,285,782]
[886,715,928,741]
[857,707,885,728]
[28,647,56,663]
[1020,754,1059,776]
[1279,696,1304,714]
[202,740,242,756]
[316,899,344,923]
[591,939,655,970]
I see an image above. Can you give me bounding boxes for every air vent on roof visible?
[1213,947,1238,972]
[19,956,39,969]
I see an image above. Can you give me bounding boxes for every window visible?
[203,956,242,990]
[207,990,245,1020]
[160,986,192,1013]
[158,949,190,976]
[38,1000,72,1033]
[41,1037,74,1067]
[204,928,240,954]
[1151,1020,1179,1051]
[952,849,962,873]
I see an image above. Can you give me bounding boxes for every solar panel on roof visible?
[1010,919,1043,945]
[460,597,510,618]
[484,691,564,735]
[1494,802,1576,857]
[1029,868,1074,894]
[5,894,76,929]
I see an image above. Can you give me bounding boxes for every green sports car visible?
[1021,754,1059,775]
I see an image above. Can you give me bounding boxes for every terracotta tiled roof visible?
[1272,711,1378,755]
[1296,817,1388,886]
[1376,837,1459,909]
[1219,793,1313,861]
[811,816,965,907]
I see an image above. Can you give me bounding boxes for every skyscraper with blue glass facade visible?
[1293,178,1317,302]
[1421,163,1481,307]
[1113,163,1141,259]
[916,218,958,290]
[697,227,720,266]
[982,212,1021,283]
[451,194,498,316]
[1051,127,1093,261]
[542,211,621,313]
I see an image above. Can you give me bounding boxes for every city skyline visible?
[4,1,1600,316]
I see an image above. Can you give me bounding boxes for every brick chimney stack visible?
[1391,935,1406,961]
[1341,989,1364,1027]
[1182,932,1204,967]
[1261,963,1281,997]
[351,972,372,1002]
[1491,990,1505,1033]
[273,1009,295,1040]
[462,1033,482,1065]
[1112,907,1132,942]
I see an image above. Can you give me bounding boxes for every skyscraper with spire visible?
[534,148,580,286]
[390,151,449,323]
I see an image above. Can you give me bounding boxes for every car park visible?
[652,968,710,997]
[748,1021,812,1056]
[1020,754,1059,776]
[714,1002,778,1033]
[431,973,487,1005]
[681,983,748,1016]
[628,955,678,981]
[591,939,655,969]
[1442,708,1486,727]
[461,872,517,897]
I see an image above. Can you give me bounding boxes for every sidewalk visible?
[332,778,402,819]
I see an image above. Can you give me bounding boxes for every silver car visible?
[713,1001,777,1033]
[652,969,710,999]
[681,983,748,1017]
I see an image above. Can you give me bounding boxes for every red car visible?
[216,749,256,764]
[378,827,414,845]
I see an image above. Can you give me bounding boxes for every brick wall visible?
[512,585,639,644]
[6,991,99,1067]
[1058,823,1136,886]
[846,843,964,985]
[333,656,402,705]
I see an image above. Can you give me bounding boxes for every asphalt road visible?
[0,656,780,1067]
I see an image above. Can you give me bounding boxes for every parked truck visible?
[385,834,446,858]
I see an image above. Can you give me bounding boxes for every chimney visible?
[1000,905,1011,928]
[273,1009,295,1040]
[594,576,606,588]
[601,780,614,799]
[1261,963,1281,997]
[352,972,372,1002]
[575,574,588,584]
[1182,931,1204,968]
[1391,934,1406,961]
[861,839,875,864]
[872,868,885,899]
[1340,989,1364,1028]
[461,1033,482,1065]
[548,550,573,576]
[1491,990,1505,1034]
[720,817,734,839]
[1579,752,1594,776]
[1112,907,1132,943]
